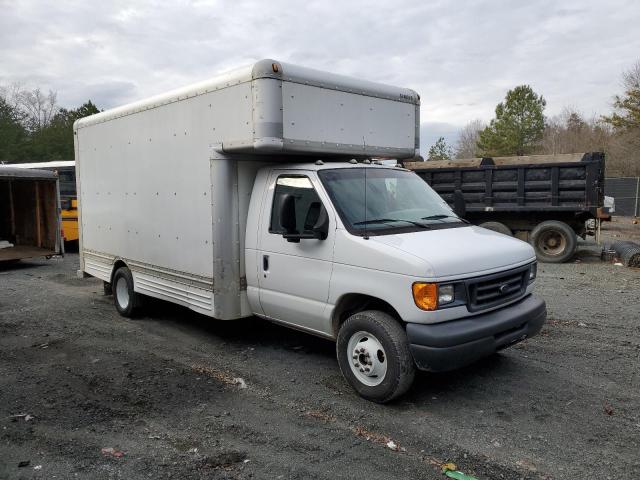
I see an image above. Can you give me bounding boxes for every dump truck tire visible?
[530,220,577,263]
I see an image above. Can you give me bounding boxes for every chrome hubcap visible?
[347,331,387,386]
[115,277,130,309]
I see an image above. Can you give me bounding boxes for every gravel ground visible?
[1,222,639,480]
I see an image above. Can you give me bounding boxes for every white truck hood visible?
[371,225,536,280]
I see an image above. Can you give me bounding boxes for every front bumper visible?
[406,294,546,372]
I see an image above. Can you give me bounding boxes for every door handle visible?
[263,255,269,277]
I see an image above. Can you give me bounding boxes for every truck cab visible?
[246,161,545,402]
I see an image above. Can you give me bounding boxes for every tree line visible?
[426,60,640,176]
[0,84,99,163]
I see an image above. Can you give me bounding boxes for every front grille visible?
[466,265,529,312]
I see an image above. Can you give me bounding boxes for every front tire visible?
[336,311,415,403]
[112,267,141,318]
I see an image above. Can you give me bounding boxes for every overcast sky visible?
[1,0,639,150]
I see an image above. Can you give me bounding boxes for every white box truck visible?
[75,59,546,402]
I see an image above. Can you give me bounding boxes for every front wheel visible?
[336,311,415,403]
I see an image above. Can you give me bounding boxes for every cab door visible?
[257,171,335,336]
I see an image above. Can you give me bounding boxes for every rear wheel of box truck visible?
[530,220,577,263]
[336,311,415,403]
[113,267,142,318]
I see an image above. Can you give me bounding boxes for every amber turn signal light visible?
[412,282,438,311]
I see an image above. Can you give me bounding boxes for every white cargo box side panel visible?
[77,84,253,316]
[281,82,416,156]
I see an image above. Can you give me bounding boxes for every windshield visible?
[318,167,466,236]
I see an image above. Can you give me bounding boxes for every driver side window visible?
[269,176,323,235]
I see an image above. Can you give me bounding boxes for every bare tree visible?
[607,129,640,176]
[455,119,485,158]
[17,88,59,131]
[1,83,60,131]
[0,83,25,111]
[540,107,611,155]
[621,60,640,91]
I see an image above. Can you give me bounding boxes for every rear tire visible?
[336,310,415,403]
[112,267,141,317]
[530,220,577,263]
[479,221,512,236]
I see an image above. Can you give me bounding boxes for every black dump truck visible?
[404,152,606,263]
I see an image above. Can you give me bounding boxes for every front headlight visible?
[438,284,455,305]
[529,262,537,282]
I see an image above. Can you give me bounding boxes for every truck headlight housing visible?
[438,284,455,305]
[529,262,537,282]
[412,283,455,311]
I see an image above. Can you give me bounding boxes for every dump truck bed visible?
[405,152,605,217]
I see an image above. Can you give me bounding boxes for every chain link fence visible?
[605,177,640,216]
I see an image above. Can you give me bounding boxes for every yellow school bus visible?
[14,161,78,243]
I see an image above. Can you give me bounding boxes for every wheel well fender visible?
[331,293,402,337]
[110,259,129,284]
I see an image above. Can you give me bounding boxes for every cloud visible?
[1,0,638,152]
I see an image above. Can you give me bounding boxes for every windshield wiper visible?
[421,214,470,224]
[353,218,431,229]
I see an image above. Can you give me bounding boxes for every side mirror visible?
[278,194,297,234]
[311,206,329,240]
[453,189,466,218]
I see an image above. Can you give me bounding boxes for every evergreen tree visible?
[427,136,453,161]
[478,85,546,156]
[26,101,100,160]
[0,97,28,162]
[603,61,640,131]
